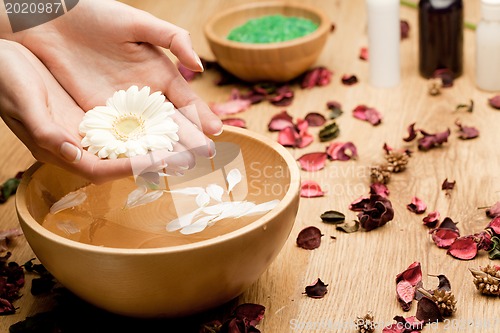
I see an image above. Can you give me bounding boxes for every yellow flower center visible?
[113,115,145,140]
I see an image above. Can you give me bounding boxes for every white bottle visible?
[476,0,500,91]
[366,0,401,88]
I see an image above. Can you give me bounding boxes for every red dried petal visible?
[489,95,500,109]
[422,211,440,228]
[296,119,314,148]
[304,112,327,127]
[488,216,500,235]
[349,196,370,211]
[359,47,369,61]
[486,201,500,218]
[382,324,405,333]
[437,217,459,232]
[297,152,328,172]
[269,85,294,107]
[447,236,478,260]
[211,99,251,116]
[300,180,325,198]
[326,142,358,161]
[431,228,460,248]
[268,111,294,131]
[353,105,382,126]
[417,128,450,151]
[400,20,410,39]
[222,118,247,128]
[233,303,265,328]
[432,68,454,87]
[407,196,427,214]
[296,226,323,250]
[358,195,394,231]
[416,297,444,323]
[326,100,342,111]
[397,280,416,311]
[277,127,298,147]
[341,74,358,85]
[403,123,418,142]
[396,262,423,287]
[455,120,479,140]
[301,67,333,89]
[304,278,328,298]
[370,183,389,198]
[473,231,493,251]
[441,179,456,190]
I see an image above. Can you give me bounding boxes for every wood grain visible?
[2,0,500,332]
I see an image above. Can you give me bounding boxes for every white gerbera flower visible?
[79,86,179,159]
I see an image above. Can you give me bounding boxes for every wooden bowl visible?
[204,1,330,82]
[16,126,300,317]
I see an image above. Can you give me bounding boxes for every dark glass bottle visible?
[418,0,463,78]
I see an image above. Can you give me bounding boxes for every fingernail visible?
[213,127,224,136]
[193,50,204,72]
[60,142,82,163]
[208,140,217,159]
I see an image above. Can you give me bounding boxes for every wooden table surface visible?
[2,0,500,332]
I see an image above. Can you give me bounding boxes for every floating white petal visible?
[226,168,242,193]
[180,215,217,235]
[206,184,224,202]
[50,189,87,215]
[125,189,164,209]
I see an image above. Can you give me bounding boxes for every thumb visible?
[132,12,204,72]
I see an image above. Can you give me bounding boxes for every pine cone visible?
[385,151,410,173]
[428,78,443,96]
[470,266,500,296]
[370,164,391,184]
[355,312,375,333]
[432,289,457,317]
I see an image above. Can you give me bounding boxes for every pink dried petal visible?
[353,105,382,126]
[431,228,460,248]
[422,211,440,228]
[403,123,418,142]
[441,179,456,190]
[488,95,500,109]
[326,100,342,111]
[418,128,450,151]
[277,127,298,147]
[222,118,246,128]
[297,152,328,172]
[382,324,405,333]
[326,142,358,161]
[432,68,454,87]
[297,132,314,148]
[397,280,416,311]
[370,183,389,198]
[268,111,294,131]
[296,118,309,133]
[473,231,493,251]
[447,236,478,260]
[488,216,500,235]
[304,278,328,298]
[407,196,427,214]
[269,85,294,106]
[211,99,251,116]
[455,120,479,140]
[233,303,265,328]
[301,67,333,89]
[396,262,423,287]
[400,20,410,39]
[300,180,325,198]
[296,226,323,250]
[304,112,327,127]
[437,216,459,232]
[349,196,370,211]
[359,47,369,61]
[487,201,500,218]
[341,74,358,85]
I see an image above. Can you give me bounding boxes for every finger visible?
[131,11,203,72]
[170,109,216,158]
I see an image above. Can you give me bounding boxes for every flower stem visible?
[400,0,477,31]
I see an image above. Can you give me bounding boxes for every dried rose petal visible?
[400,20,410,39]
[349,196,370,211]
[488,95,500,109]
[418,128,450,151]
[357,194,394,231]
[486,202,500,218]
[488,216,500,235]
[341,74,358,85]
[431,228,460,248]
[326,142,358,161]
[396,262,422,312]
[455,120,479,140]
[353,105,382,126]
[407,196,427,214]
[0,228,23,252]
[211,98,251,116]
[326,101,343,119]
[441,179,456,190]
[359,47,369,61]
[300,180,325,198]
[432,68,454,87]
[382,324,405,333]
[422,211,440,228]
[304,278,328,298]
[370,183,389,198]
[233,303,265,328]
[394,316,425,331]
[447,236,478,260]
[269,85,294,107]
[296,226,323,250]
[336,221,360,233]
[396,262,423,288]
[0,252,25,315]
[301,66,333,89]
[277,127,298,147]
[297,152,328,172]
[222,118,246,128]
[416,297,444,323]
[296,119,314,148]
[268,111,294,131]
[473,231,492,251]
[304,112,327,127]
[403,123,418,142]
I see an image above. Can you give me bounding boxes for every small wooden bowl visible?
[204,1,330,82]
[16,126,300,318]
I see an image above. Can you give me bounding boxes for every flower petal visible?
[50,189,87,214]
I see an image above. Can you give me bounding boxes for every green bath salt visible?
[227,14,318,44]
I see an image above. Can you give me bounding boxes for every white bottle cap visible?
[481,0,500,21]
[429,0,455,9]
